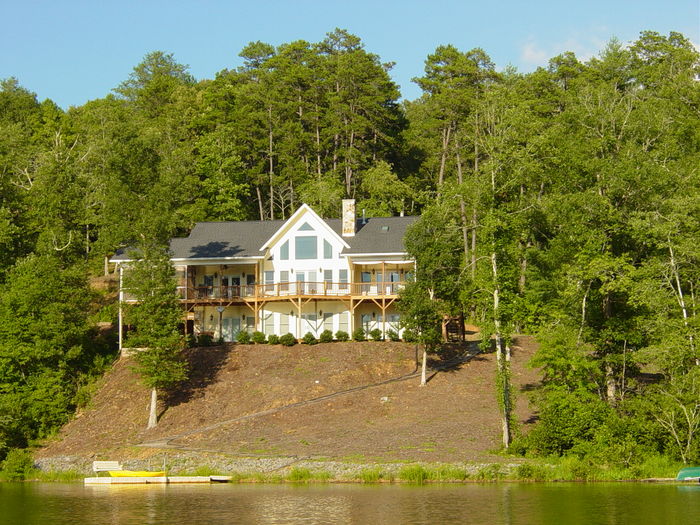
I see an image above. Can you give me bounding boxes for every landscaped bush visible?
[302,332,318,345]
[267,334,280,345]
[279,333,296,346]
[197,333,214,346]
[352,327,366,341]
[387,329,400,342]
[236,331,251,344]
[251,331,267,344]
[369,328,383,341]
[402,330,418,343]
[335,330,349,342]
[319,329,334,343]
[185,333,197,348]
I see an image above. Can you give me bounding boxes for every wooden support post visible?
[349,298,355,335]
[382,298,387,338]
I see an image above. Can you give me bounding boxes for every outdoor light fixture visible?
[209,315,213,322]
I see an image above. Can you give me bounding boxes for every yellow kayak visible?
[109,470,166,477]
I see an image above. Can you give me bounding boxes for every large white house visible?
[112,200,418,348]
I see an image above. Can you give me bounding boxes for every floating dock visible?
[84,475,232,484]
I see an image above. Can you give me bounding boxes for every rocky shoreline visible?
[34,449,521,480]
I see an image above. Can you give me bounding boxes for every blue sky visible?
[1,0,698,109]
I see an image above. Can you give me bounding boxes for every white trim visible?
[351,260,414,265]
[343,252,408,257]
[259,203,350,251]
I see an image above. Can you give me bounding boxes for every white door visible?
[222,317,241,342]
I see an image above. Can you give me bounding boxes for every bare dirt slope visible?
[38,338,541,463]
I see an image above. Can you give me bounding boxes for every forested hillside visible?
[1,29,698,469]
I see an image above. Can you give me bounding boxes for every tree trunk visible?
[256,186,264,221]
[420,346,427,387]
[147,387,158,429]
[492,251,512,448]
[437,124,452,188]
[669,241,697,365]
[455,135,470,266]
[268,106,275,220]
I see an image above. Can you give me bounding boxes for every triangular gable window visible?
[298,222,314,231]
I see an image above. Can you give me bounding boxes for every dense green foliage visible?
[402,31,700,463]
[123,246,188,392]
[0,29,697,468]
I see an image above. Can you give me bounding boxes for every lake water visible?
[1,482,699,524]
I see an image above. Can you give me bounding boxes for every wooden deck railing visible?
[174,281,405,301]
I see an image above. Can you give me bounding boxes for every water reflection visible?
[1,482,699,525]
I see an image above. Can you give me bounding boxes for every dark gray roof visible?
[342,216,419,254]
[112,215,418,261]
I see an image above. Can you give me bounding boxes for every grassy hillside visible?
[37,339,541,464]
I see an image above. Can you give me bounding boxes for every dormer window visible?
[299,222,314,231]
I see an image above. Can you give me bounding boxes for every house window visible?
[361,313,372,332]
[323,239,332,259]
[280,270,289,292]
[264,271,274,292]
[299,222,314,231]
[324,270,332,292]
[388,313,400,328]
[302,313,318,335]
[262,311,274,336]
[280,240,289,260]
[339,311,348,333]
[361,271,371,293]
[295,236,317,259]
[280,312,289,334]
[339,269,348,290]
[323,312,333,332]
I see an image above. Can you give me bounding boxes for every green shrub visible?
[358,468,384,483]
[475,464,504,481]
[1,449,34,481]
[387,330,400,342]
[319,329,334,343]
[514,463,552,481]
[287,467,312,482]
[524,389,611,456]
[279,333,296,346]
[432,465,469,481]
[402,330,418,343]
[267,334,280,345]
[335,330,349,342]
[369,328,383,341]
[251,331,267,344]
[185,333,197,348]
[236,331,251,344]
[352,328,366,341]
[302,332,318,345]
[398,464,430,483]
[73,380,98,409]
[197,333,213,346]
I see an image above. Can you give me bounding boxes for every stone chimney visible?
[342,199,356,237]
